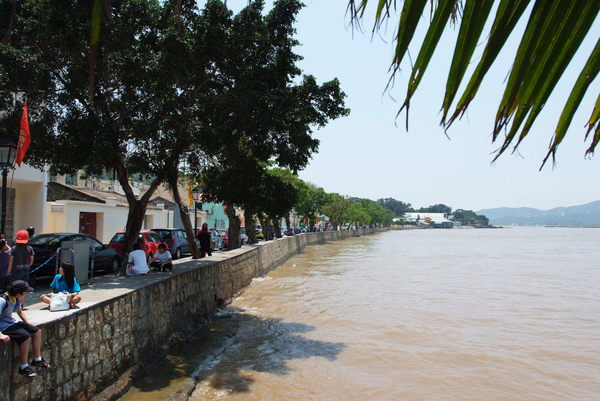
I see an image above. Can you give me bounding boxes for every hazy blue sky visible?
[222,1,600,212]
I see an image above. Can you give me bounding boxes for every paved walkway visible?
[20,246,253,326]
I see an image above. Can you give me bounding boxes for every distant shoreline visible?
[544,225,600,228]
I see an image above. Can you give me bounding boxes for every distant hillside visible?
[477,201,600,226]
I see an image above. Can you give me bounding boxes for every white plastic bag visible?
[49,292,69,311]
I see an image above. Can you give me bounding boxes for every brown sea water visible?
[121,227,600,400]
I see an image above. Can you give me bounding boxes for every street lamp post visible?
[0,135,17,237]
[191,187,202,232]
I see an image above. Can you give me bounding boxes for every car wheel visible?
[147,253,153,264]
[175,247,182,259]
[110,256,120,273]
[28,275,37,289]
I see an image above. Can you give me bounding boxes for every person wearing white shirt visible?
[148,243,173,272]
[126,243,149,276]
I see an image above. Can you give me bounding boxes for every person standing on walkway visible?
[0,280,52,378]
[196,223,212,258]
[9,230,34,285]
[126,243,149,276]
[0,240,11,292]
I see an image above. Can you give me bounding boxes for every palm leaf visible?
[585,93,600,156]
[391,0,429,72]
[399,0,456,128]
[349,0,600,163]
[445,0,531,127]
[493,1,600,160]
[440,0,495,124]
[541,37,600,165]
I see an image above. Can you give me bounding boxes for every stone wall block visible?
[76,314,87,334]
[58,321,67,340]
[61,337,74,360]
[68,318,76,336]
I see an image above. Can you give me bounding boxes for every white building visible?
[401,212,454,228]
[2,163,48,241]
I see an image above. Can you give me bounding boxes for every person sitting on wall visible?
[148,243,173,272]
[126,243,149,276]
[0,280,52,378]
[40,262,81,309]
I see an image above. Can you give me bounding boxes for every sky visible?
[288,0,600,212]
[221,1,600,212]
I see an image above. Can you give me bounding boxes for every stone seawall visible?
[1,228,385,400]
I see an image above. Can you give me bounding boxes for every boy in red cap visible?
[0,280,51,378]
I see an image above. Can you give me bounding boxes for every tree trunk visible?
[114,159,162,275]
[245,216,258,244]
[169,175,200,259]
[258,214,272,241]
[225,205,241,249]
[273,219,282,238]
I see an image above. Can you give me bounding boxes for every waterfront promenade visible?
[1,228,386,401]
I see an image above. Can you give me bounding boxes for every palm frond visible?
[399,0,456,129]
[349,0,600,164]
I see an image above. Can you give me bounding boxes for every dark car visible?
[151,228,191,259]
[28,233,121,287]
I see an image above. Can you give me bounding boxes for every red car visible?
[109,230,166,263]
[215,229,228,247]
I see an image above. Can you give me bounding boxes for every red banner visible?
[16,102,31,166]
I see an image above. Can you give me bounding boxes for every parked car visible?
[210,230,224,251]
[219,228,246,246]
[218,229,229,247]
[151,228,191,259]
[27,233,121,288]
[109,230,165,263]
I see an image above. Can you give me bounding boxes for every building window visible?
[65,174,77,186]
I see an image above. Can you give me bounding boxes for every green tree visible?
[417,204,453,215]
[452,209,489,226]
[295,181,331,230]
[348,1,600,166]
[1,0,347,257]
[189,0,349,247]
[377,198,414,217]
[1,0,194,266]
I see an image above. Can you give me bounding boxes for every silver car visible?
[210,230,224,251]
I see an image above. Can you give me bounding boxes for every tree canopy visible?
[1,0,349,253]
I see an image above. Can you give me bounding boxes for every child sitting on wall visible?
[41,262,81,309]
[0,280,52,378]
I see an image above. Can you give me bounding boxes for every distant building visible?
[402,212,454,228]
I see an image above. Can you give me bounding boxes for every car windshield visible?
[110,233,125,243]
[146,233,163,243]
[28,234,65,245]
[153,230,171,240]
